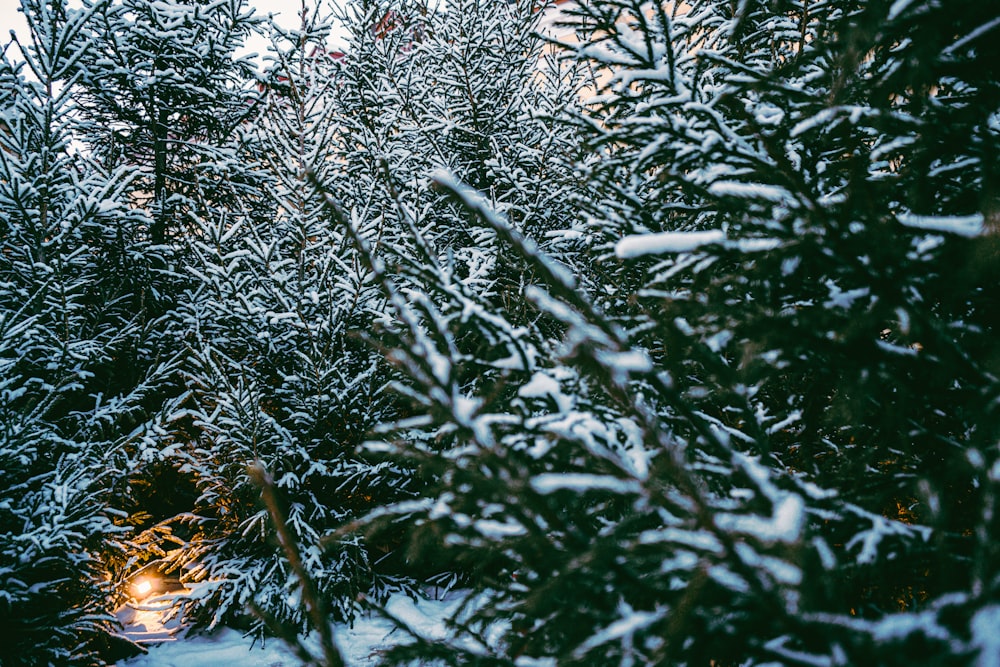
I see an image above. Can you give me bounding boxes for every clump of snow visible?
[616,229,782,259]
[971,605,1000,667]
[708,180,793,203]
[888,0,917,21]
[871,609,951,644]
[752,103,785,126]
[518,371,573,413]
[615,230,725,258]
[531,473,642,495]
[897,212,984,237]
[572,601,664,660]
[823,280,870,309]
[715,493,805,545]
[844,507,931,564]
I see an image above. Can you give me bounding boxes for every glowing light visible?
[133,578,153,598]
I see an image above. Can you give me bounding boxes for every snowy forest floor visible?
[115,589,463,667]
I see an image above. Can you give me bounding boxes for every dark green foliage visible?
[574,0,1000,622]
[2,0,998,663]
[339,0,1000,665]
[0,6,162,661]
[161,7,414,634]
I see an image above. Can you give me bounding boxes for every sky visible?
[1,0,28,49]
[0,0,333,65]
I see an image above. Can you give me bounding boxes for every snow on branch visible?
[897,212,984,238]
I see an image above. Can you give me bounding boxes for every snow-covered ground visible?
[115,589,467,667]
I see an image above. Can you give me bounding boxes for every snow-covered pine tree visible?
[0,2,166,662]
[164,4,413,635]
[56,0,284,625]
[323,0,999,665]
[72,0,261,249]
[558,0,1000,662]
[327,0,590,317]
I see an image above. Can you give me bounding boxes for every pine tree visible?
[0,2,166,662]
[72,0,262,248]
[162,4,415,635]
[328,0,1000,664]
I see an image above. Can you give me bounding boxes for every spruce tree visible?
[0,2,165,662]
[165,3,414,635]
[72,0,261,247]
[327,0,588,298]
[332,0,1000,664]
[566,2,1000,657]
[56,0,279,633]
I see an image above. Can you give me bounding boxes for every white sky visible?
[0,0,340,65]
[0,0,28,50]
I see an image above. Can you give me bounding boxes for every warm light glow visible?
[133,578,153,598]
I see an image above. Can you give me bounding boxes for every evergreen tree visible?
[331,0,1000,664]
[328,0,589,312]
[2,0,995,663]
[165,4,413,635]
[72,0,261,247]
[566,1,1000,655]
[59,0,278,631]
[0,2,165,662]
